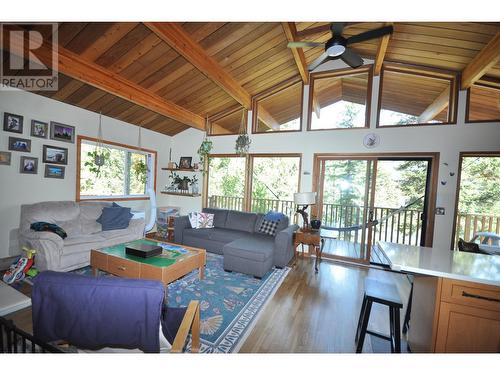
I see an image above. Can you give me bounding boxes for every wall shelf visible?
[162,167,200,172]
[160,191,201,197]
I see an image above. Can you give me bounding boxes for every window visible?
[209,107,246,136]
[205,154,301,220]
[453,153,500,250]
[377,64,458,127]
[250,155,301,218]
[466,79,500,123]
[252,78,303,133]
[206,155,246,210]
[308,67,372,130]
[77,136,156,200]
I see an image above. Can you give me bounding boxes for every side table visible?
[294,228,324,272]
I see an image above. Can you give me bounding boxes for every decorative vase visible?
[191,183,199,195]
[310,219,321,230]
[178,180,189,191]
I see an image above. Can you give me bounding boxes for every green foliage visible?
[338,102,361,128]
[459,157,500,215]
[84,149,110,177]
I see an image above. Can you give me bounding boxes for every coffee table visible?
[90,238,206,286]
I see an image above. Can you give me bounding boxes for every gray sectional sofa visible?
[174,208,298,278]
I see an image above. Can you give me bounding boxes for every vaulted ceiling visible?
[2,22,499,136]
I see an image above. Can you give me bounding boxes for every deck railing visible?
[454,212,500,248]
[207,195,424,245]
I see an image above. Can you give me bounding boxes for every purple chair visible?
[32,271,200,353]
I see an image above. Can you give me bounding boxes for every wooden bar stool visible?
[355,278,403,353]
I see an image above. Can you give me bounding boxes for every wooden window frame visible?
[307,65,373,131]
[465,77,500,124]
[311,152,439,248]
[251,77,304,134]
[203,153,302,214]
[76,135,157,202]
[450,151,500,250]
[208,106,246,136]
[376,62,459,128]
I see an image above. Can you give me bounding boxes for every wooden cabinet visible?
[410,276,500,353]
[434,279,500,353]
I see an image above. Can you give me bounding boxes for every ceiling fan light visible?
[326,44,345,57]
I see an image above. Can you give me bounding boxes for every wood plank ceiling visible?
[3,22,500,136]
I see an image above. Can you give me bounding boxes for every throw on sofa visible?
[19,201,145,272]
[174,208,298,277]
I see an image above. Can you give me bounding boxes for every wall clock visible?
[363,133,380,148]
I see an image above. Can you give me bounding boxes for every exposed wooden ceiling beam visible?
[418,87,450,123]
[144,22,279,130]
[461,31,500,90]
[374,24,392,76]
[281,22,309,85]
[3,28,205,130]
[145,22,252,109]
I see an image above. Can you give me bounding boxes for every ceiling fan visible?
[287,23,393,71]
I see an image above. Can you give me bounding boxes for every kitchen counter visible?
[377,241,500,286]
[377,241,500,352]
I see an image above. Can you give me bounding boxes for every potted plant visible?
[170,172,196,193]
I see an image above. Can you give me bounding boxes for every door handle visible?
[462,291,500,304]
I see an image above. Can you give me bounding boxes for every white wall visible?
[0,89,172,258]
[170,75,500,251]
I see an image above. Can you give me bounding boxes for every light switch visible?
[435,207,445,215]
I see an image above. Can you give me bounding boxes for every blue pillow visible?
[97,205,133,231]
[264,211,285,222]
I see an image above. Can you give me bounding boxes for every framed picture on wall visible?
[8,137,31,152]
[42,145,68,165]
[0,151,11,165]
[50,121,75,143]
[31,120,49,139]
[44,164,65,179]
[3,112,23,134]
[179,156,192,169]
[19,156,38,174]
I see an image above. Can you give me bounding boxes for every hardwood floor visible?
[239,255,411,353]
[4,256,411,353]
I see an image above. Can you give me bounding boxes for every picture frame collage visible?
[1,112,75,179]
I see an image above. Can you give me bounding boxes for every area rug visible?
[60,253,289,353]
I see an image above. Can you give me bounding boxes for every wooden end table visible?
[294,228,324,272]
[90,239,206,293]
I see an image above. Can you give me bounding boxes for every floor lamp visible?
[294,192,317,230]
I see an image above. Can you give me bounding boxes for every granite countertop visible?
[377,241,500,286]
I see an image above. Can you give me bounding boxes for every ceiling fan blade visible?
[287,41,324,48]
[346,25,394,45]
[330,22,345,35]
[308,51,330,71]
[340,48,364,68]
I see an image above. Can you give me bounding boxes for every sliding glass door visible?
[314,154,436,264]
[316,157,377,263]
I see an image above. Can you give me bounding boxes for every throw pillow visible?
[188,212,199,228]
[30,222,68,239]
[258,219,279,236]
[96,206,133,231]
[264,211,286,222]
[197,213,214,229]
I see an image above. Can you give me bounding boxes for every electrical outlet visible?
[435,207,445,215]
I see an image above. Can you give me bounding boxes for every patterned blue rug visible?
[69,253,289,353]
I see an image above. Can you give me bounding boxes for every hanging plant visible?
[197,116,213,171]
[88,112,109,177]
[235,109,251,156]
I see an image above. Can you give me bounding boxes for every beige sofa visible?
[19,201,145,272]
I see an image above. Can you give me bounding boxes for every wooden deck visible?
[319,237,390,265]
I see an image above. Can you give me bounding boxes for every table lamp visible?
[294,192,317,230]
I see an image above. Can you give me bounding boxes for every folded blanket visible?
[30,222,67,239]
[32,271,165,353]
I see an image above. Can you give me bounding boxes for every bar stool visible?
[355,278,403,353]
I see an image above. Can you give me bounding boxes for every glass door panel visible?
[318,158,376,263]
